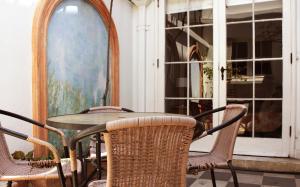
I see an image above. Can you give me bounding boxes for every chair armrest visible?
[193,107,247,140]
[0,125,60,162]
[69,124,106,173]
[45,125,69,157]
[69,123,107,151]
[0,109,44,127]
[0,109,69,157]
[193,106,226,120]
[0,125,66,186]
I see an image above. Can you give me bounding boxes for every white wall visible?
[104,0,134,110]
[0,0,133,153]
[0,0,37,153]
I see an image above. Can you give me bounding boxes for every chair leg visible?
[210,169,217,187]
[96,133,101,180]
[78,142,85,182]
[7,181,12,187]
[228,161,239,187]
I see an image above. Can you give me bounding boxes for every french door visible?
[161,0,291,156]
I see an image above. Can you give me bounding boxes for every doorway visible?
[161,0,291,157]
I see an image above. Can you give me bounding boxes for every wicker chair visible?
[79,106,134,158]
[0,109,82,187]
[69,115,196,187]
[78,106,134,183]
[188,104,247,187]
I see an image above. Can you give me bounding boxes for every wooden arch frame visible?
[32,0,119,156]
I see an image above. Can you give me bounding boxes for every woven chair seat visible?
[188,154,227,173]
[0,158,81,181]
[88,180,106,187]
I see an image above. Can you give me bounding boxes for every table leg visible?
[77,142,85,182]
[96,133,101,179]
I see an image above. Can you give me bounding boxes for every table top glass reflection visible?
[47,112,187,130]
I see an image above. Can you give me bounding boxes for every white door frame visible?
[156,0,293,157]
[219,0,291,157]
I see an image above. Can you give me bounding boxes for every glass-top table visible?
[46,112,198,186]
[46,112,187,130]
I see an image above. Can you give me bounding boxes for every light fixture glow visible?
[65,6,79,14]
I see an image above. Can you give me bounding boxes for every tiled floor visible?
[1,169,299,187]
[187,169,300,187]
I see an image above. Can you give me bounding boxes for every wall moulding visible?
[32,0,119,157]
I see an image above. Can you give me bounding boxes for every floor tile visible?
[200,170,232,181]
[187,177,198,186]
[190,179,212,187]
[187,171,204,179]
[216,169,231,173]
[190,179,228,187]
[226,182,260,187]
[264,172,295,179]
[262,176,296,187]
[237,170,264,176]
[229,173,263,185]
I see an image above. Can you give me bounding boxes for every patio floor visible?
[1,169,299,187]
[187,169,300,187]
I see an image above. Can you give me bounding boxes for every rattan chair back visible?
[103,116,196,187]
[210,104,246,162]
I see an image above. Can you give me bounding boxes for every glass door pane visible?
[165,0,213,130]
[226,0,283,139]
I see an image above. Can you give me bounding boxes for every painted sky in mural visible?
[47,0,108,117]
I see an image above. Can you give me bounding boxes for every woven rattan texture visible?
[0,129,81,181]
[188,104,246,172]
[104,116,196,187]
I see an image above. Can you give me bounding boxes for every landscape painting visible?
[47,0,109,155]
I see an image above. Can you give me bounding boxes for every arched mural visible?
[32,0,119,156]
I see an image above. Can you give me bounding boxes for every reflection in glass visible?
[189,63,213,98]
[166,12,187,28]
[189,26,213,61]
[255,21,282,58]
[226,3,252,22]
[190,9,213,25]
[255,61,282,98]
[227,100,252,137]
[165,64,187,97]
[190,99,212,130]
[254,100,282,138]
[165,99,187,115]
[166,0,187,16]
[255,0,282,20]
[227,23,252,60]
[227,61,253,98]
[165,28,187,62]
